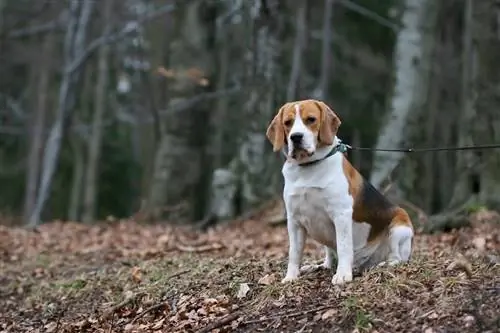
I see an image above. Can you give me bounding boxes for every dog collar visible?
[282,142,349,167]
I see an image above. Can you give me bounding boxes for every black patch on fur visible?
[360,179,395,212]
[357,178,396,241]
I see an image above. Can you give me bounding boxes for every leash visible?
[343,143,500,153]
[281,141,500,167]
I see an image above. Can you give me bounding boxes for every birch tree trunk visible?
[82,0,114,223]
[370,0,438,189]
[28,0,94,226]
[23,31,54,223]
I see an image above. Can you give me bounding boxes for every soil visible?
[0,210,499,333]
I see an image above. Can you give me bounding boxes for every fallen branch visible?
[425,200,474,233]
[130,302,167,325]
[166,269,191,280]
[102,292,145,320]
[242,305,333,325]
[175,243,225,253]
[197,312,241,333]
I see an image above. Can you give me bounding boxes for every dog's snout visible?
[290,133,303,144]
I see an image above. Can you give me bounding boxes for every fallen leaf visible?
[472,237,486,252]
[44,322,57,333]
[258,274,276,285]
[321,308,337,320]
[131,266,142,283]
[151,317,165,330]
[236,283,250,299]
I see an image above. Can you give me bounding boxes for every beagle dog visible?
[266,99,414,285]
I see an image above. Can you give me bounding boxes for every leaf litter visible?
[0,210,499,333]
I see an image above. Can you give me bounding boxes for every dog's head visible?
[266,99,341,161]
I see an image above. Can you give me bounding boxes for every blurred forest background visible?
[0,0,499,228]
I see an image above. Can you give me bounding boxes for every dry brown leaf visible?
[472,237,486,252]
[321,308,337,320]
[131,266,142,284]
[151,317,165,330]
[258,274,276,285]
[44,322,57,333]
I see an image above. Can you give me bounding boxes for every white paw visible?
[377,261,388,267]
[331,271,353,285]
[281,275,299,283]
[388,259,401,266]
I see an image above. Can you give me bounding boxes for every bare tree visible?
[287,0,307,101]
[82,0,114,223]
[23,31,54,223]
[29,0,95,226]
[313,0,334,100]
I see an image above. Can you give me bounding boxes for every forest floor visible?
[1,211,499,333]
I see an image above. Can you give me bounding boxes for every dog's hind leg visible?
[387,209,414,265]
[301,246,336,273]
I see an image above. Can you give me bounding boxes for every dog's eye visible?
[305,117,316,124]
[284,120,293,127]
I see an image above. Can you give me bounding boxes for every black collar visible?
[282,142,350,167]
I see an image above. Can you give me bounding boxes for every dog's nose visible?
[290,133,303,144]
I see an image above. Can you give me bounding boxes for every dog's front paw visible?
[281,275,299,283]
[331,271,353,285]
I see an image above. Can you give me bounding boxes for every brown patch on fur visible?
[342,157,413,243]
[389,207,414,230]
[266,104,287,152]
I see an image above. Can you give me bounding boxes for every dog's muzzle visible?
[289,133,313,159]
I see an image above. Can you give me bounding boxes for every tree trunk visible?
[68,136,85,221]
[313,0,334,100]
[28,0,94,226]
[450,0,500,210]
[23,31,54,223]
[146,1,212,221]
[370,0,438,190]
[81,0,114,223]
[237,0,282,213]
[286,0,307,101]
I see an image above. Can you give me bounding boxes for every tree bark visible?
[370,0,438,189]
[286,0,307,101]
[23,31,54,223]
[313,0,334,100]
[68,135,85,221]
[28,0,94,226]
[450,0,500,210]
[236,0,282,213]
[81,0,114,223]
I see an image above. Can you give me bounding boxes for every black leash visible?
[345,143,500,153]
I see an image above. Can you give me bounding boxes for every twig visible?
[167,269,191,280]
[242,305,333,325]
[175,243,225,253]
[197,312,241,333]
[102,292,145,320]
[107,313,115,333]
[130,302,166,325]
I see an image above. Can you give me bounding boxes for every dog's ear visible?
[266,105,286,152]
[316,101,341,145]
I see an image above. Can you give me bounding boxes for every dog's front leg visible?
[331,209,354,285]
[282,219,306,283]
